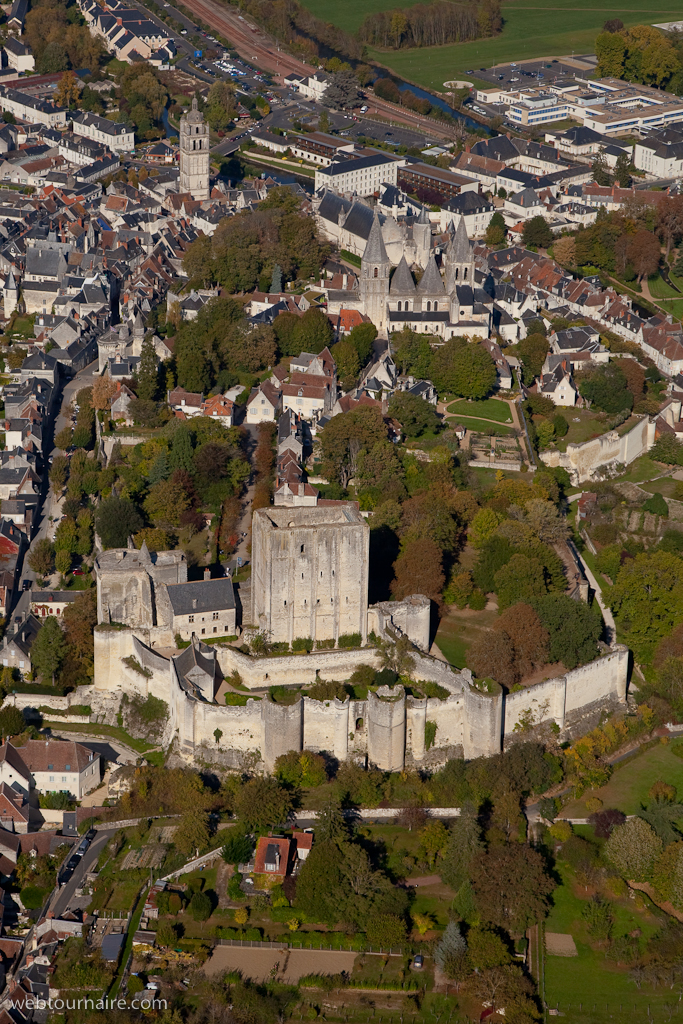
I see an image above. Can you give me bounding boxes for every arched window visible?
[405,301,410,311]
[426,301,431,312]
[434,302,438,311]
[455,267,459,280]
[397,301,401,311]
[373,267,378,278]
[464,267,468,280]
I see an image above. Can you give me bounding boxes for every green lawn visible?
[445,415,513,435]
[562,744,683,817]
[648,273,682,300]
[544,863,671,1023]
[43,720,157,755]
[615,455,667,483]
[553,409,608,452]
[650,296,683,322]
[638,475,681,498]
[447,398,513,424]
[434,606,498,669]
[353,0,680,91]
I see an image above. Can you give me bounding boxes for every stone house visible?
[0,740,101,801]
[165,576,236,641]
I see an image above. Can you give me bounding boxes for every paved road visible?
[50,829,112,920]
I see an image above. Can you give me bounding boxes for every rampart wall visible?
[87,626,630,771]
[540,416,655,483]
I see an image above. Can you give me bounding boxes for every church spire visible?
[362,208,389,266]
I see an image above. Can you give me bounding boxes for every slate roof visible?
[166,577,235,616]
[389,255,416,295]
[416,254,445,295]
[363,209,389,264]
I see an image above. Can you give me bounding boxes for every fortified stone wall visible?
[540,416,655,483]
[89,628,629,771]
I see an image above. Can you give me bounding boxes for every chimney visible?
[203,568,210,581]
[465,144,471,153]
[192,598,197,609]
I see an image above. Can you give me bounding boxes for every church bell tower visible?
[179,98,210,200]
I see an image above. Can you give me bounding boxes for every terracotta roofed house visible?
[254,835,290,877]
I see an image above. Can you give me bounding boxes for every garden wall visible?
[540,416,655,483]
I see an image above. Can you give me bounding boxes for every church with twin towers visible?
[341,208,491,340]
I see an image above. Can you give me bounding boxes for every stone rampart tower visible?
[179,97,210,200]
[251,506,369,645]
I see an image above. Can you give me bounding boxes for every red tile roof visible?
[254,836,290,876]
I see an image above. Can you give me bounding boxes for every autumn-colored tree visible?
[619,357,646,403]
[91,372,117,412]
[469,628,516,687]
[473,844,555,931]
[55,71,81,108]
[552,235,576,266]
[391,538,445,602]
[630,229,662,281]
[496,602,549,677]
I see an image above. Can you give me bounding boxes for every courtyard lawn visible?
[616,455,669,483]
[446,398,513,424]
[434,605,498,669]
[553,409,609,452]
[651,296,683,322]
[561,743,683,817]
[445,416,513,435]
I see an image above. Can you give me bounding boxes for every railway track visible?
[181,0,458,140]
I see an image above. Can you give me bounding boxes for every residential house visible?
[165,574,236,641]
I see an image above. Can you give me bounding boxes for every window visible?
[434,302,438,311]
[455,267,459,280]
[201,628,205,634]
[213,612,219,620]
[48,764,53,770]
[426,301,431,311]
[61,776,66,782]
[213,627,217,633]
[373,267,378,278]
[188,615,194,623]
[397,301,401,311]
[49,775,54,782]
[65,764,70,771]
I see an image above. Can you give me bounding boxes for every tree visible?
[631,228,661,281]
[95,496,143,549]
[31,617,66,684]
[445,343,497,399]
[91,373,117,412]
[189,890,212,921]
[28,538,55,576]
[49,456,70,492]
[143,478,191,529]
[469,627,516,686]
[517,332,549,384]
[609,550,683,656]
[418,819,449,867]
[590,808,626,838]
[467,927,511,970]
[553,235,576,266]
[532,594,601,669]
[391,538,445,602]
[0,705,26,739]
[596,30,627,77]
[221,831,253,865]
[473,844,555,931]
[56,71,81,108]
[522,216,553,249]
[295,838,346,925]
[434,921,468,981]
[578,362,632,414]
[591,152,612,187]
[174,809,211,856]
[234,776,293,832]
[318,406,387,487]
[136,336,159,402]
[157,921,179,947]
[496,603,549,677]
[388,392,440,437]
[614,152,633,188]
[605,817,662,881]
[441,811,484,892]
[644,491,668,517]
[347,322,376,365]
[55,550,71,575]
[330,339,360,390]
[323,70,360,109]
[494,553,547,609]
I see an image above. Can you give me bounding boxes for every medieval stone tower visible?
[359,209,391,332]
[179,98,210,200]
[445,216,475,292]
[251,506,370,646]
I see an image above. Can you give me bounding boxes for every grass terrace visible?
[446,398,513,424]
[561,742,683,817]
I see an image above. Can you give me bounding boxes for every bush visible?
[468,589,487,610]
[292,637,314,653]
[643,492,668,518]
[189,891,213,921]
[20,886,47,910]
[338,633,362,649]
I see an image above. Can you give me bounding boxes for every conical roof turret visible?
[416,253,445,295]
[362,208,389,265]
[449,217,471,263]
[389,255,416,295]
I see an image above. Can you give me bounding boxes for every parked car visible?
[412,956,424,970]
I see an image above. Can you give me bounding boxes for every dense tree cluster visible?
[183,187,328,294]
[596,24,682,90]
[25,0,105,74]
[393,331,497,398]
[358,0,501,50]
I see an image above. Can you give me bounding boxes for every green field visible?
[297,0,683,91]
[434,605,498,668]
[447,398,513,423]
[544,863,671,1023]
[562,744,683,817]
[445,415,513,434]
[648,273,682,300]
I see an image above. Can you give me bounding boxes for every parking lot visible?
[467,55,598,90]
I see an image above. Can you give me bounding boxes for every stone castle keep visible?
[49,504,631,772]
